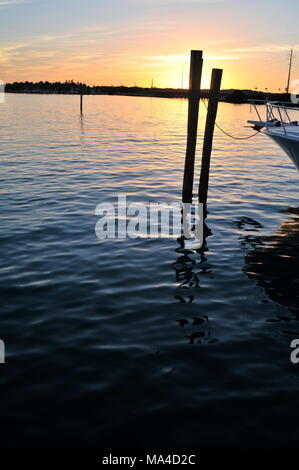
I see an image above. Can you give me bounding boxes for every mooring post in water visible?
[80,93,83,114]
[198,68,222,203]
[182,50,203,203]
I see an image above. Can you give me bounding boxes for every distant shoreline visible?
[5,82,291,104]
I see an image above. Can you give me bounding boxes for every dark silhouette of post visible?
[80,93,83,114]
[198,68,222,203]
[182,50,203,203]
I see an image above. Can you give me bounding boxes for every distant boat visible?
[248,101,299,170]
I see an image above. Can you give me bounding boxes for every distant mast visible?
[286,46,294,94]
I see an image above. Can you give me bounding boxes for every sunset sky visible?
[0,0,298,90]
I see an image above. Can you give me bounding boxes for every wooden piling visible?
[80,94,83,114]
[182,50,203,203]
[198,68,222,203]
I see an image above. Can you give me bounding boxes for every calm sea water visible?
[0,94,299,448]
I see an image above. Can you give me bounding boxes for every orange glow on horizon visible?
[1,4,297,92]
[2,48,296,92]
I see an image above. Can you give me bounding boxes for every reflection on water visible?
[1,94,299,448]
[243,208,299,317]
[173,215,212,297]
[173,210,217,344]
[79,114,85,142]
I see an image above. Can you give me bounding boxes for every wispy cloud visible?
[226,44,298,54]
[129,0,225,3]
[144,53,239,66]
[0,0,36,6]
[206,55,239,60]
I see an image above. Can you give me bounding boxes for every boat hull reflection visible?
[244,209,299,316]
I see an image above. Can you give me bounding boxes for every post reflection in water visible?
[172,205,217,344]
[79,113,85,143]
[243,208,299,323]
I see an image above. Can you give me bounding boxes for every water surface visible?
[0,94,299,448]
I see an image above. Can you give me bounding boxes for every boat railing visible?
[249,100,299,136]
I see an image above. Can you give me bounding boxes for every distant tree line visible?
[4,80,189,98]
[5,80,175,95]
[5,80,91,94]
[4,80,160,94]
[4,80,291,103]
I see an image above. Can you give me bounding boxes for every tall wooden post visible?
[80,93,83,114]
[182,50,203,203]
[198,68,222,203]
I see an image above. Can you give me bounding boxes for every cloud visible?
[226,44,298,54]
[206,55,239,60]
[129,0,225,3]
[0,0,36,5]
[144,53,239,66]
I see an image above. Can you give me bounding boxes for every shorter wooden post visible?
[80,94,83,114]
[182,50,203,203]
[198,68,222,203]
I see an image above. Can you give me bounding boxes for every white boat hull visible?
[265,131,299,170]
[248,101,299,172]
